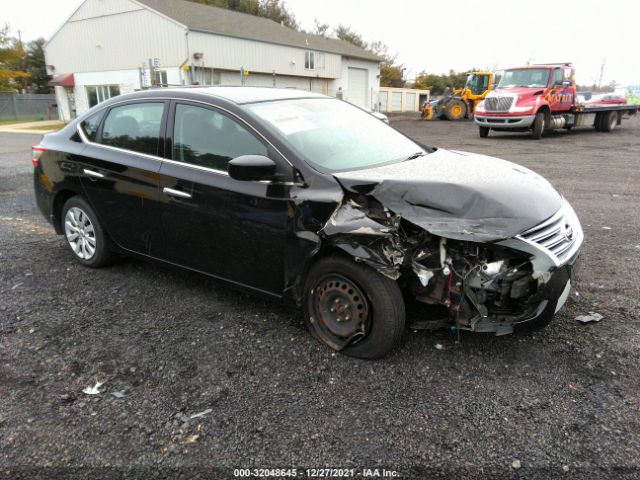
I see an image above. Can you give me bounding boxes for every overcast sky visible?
[5,0,639,86]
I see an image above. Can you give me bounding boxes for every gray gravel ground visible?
[1,118,639,479]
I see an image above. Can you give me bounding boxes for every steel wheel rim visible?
[64,207,97,260]
[309,274,371,350]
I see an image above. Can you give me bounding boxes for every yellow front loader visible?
[429,72,495,120]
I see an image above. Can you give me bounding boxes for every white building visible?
[45,0,382,121]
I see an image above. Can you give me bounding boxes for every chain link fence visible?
[0,93,58,122]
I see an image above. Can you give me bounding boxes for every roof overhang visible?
[48,73,75,87]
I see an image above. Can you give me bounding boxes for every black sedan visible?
[33,87,583,359]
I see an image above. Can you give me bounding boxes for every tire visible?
[444,99,466,121]
[599,111,618,132]
[61,196,115,268]
[479,126,490,138]
[303,255,405,359]
[594,113,603,131]
[531,111,544,139]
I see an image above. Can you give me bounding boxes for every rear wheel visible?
[445,99,466,121]
[531,111,544,139]
[303,256,405,359]
[479,126,490,138]
[62,196,114,268]
[599,111,618,132]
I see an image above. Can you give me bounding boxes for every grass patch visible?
[0,118,43,126]
[20,123,66,132]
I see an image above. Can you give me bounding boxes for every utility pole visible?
[598,58,605,89]
[17,29,29,93]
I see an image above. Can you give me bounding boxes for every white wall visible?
[54,86,72,122]
[188,31,342,80]
[332,57,380,109]
[57,68,180,119]
[45,0,187,74]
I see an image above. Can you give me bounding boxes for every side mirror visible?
[228,155,277,181]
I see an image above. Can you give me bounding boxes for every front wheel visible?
[303,256,405,359]
[444,99,466,121]
[531,111,544,139]
[479,126,490,138]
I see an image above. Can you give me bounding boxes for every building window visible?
[305,51,315,70]
[86,85,120,108]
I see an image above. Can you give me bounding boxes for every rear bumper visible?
[475,114,535,128]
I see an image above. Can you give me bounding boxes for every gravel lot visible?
[1,118,639,479]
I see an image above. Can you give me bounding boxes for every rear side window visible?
[80,110,105,142]
[172,103,267,171]
[100,103,165,156]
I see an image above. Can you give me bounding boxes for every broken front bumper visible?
[468,200,583,335]
[469,253,578,335]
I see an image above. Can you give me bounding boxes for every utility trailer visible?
[473,63,638,139]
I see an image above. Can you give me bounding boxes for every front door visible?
[78,100,167,255]
[548,68,574,113]
[157,101,290,295]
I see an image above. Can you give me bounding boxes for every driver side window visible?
[172,103,267,171]
[552,69,563,86]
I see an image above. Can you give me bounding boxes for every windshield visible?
[465,74,490,95]
[245,98,424,172]
[498,68,550,88]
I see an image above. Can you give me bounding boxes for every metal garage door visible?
[378,91,388,112]
[392,92,402,112]
[347,67,368,107]
[405,92,416,112]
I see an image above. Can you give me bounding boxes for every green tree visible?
[368,41,404,88]
[0,24,29,92]
[334,25,368,49]
[187,0,297,29]
[313,18,330,37]
[259,0,298,29]
[25,38,50,93]
[412,69,480,95]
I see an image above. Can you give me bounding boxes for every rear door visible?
[156,100,290,295]
[78,100,167,255]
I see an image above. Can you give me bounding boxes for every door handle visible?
[163,187,192,199]
[83,168,105,178]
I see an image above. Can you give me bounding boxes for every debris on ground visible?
[184,433,200,444]
[110,391,126,398]
[601,226,612,230]
[82,381,104,395]
[575,312,603,323]
[190,408,212,420]
[562,465,570,472]
[511,459,522,469]
[435,343,444,350]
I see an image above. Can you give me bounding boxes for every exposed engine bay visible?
[320,193,548,335]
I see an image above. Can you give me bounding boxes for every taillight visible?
[32,145,46,168]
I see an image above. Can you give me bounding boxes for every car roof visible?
[148,86,328,104]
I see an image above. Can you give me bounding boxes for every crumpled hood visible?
[333,148,563,242]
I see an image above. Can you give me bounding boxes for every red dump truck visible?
[474,63,638,139]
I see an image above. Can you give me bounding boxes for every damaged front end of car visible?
[316,190,583,336]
